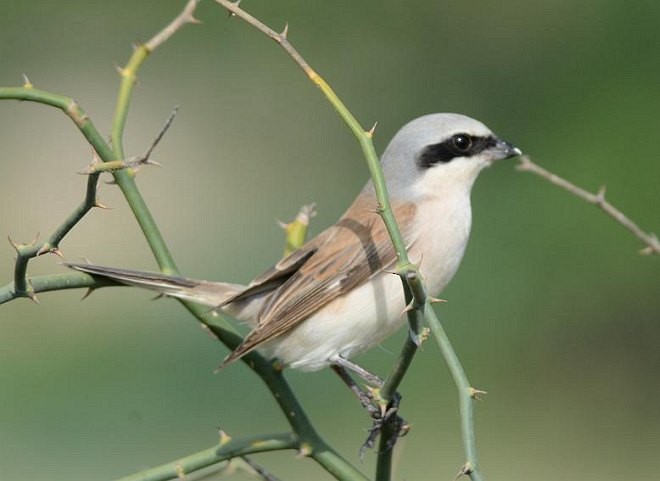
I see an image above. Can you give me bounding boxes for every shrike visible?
[67,113,520,372]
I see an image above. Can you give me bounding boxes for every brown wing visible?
[219,199,416,368]
[218,233,329,307]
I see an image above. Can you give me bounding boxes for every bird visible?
[67,113,521,373]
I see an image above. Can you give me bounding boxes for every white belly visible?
[260,195,473,371]
[261,271,406,371]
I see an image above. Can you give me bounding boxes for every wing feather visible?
[220,200,415,367]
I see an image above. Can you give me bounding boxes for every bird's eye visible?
[452,134,473,152]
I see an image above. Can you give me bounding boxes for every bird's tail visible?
[66,262,243,307]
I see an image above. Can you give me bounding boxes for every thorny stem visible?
[115,433,297,481]
[2,3,367,480]
[517,155,660,255]
[425,308,485,481]
[0,84,113,302]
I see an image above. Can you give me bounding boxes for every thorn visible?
[150,293,165,301]
[297,443,312,458]
[29,232,40,247]
[36,243,52,256]
[454,463,473,480]
[8,235,20,252]
[114,63,123,77]
[469,387,487,401]
[80,288,96,301]
[51,248,65,259]
[94,201,112,210]
[228,0,241,17]
[596,185,607,203]
[104,179,118,185]
[409,328,422,347]
[399,421,412,437]
[27,290,40,304]
[174,463,185,480]
[21,73,33,88]
[281,22,289,39]
[428,296,447,304]
[218,428,232,446]
[367,121,378,138]
[276,219,289,230]
[397,301,414,320]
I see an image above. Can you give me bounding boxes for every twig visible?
[517,155,660,255]
[111,0,200,160]
[142,105,179,161]
[3,7,367,480]
[240,455,284,481]
[213,0,413,272]
[115,433,297,481]
[145,0,201,52]
[424,307,485,481]
[80,107,178,175]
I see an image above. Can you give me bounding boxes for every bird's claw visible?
[358,391,408,459]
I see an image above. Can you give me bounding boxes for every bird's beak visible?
[491,139,522,161]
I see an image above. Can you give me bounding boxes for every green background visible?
[1,1,659,479]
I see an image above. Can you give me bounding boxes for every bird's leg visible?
[330,356,408,458]
[330,355,384,387]
[331,365,381,417]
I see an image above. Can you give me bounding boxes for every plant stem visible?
[425,308,484,481]
[115,433,297,481]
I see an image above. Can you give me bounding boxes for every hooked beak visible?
[491,139,522,161]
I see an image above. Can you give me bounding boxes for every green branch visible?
[2,4,364,480]
[0,272,113,305]
[0,86,115,161]
[115,432,297,481]
[425,308,485,481]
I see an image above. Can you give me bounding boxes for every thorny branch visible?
[517,155,660,255]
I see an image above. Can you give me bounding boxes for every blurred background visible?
[1,1,659,479]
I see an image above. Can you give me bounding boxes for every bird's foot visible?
[359,390,410,459]
[331,360,410,458]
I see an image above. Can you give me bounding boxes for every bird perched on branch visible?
[68,113,520,373]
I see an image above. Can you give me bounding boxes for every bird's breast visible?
[406,192,473,297]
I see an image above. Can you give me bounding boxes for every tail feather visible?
[65,262,242,307]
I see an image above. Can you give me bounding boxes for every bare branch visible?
[517,155,660,255]
[144,0,202,52]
